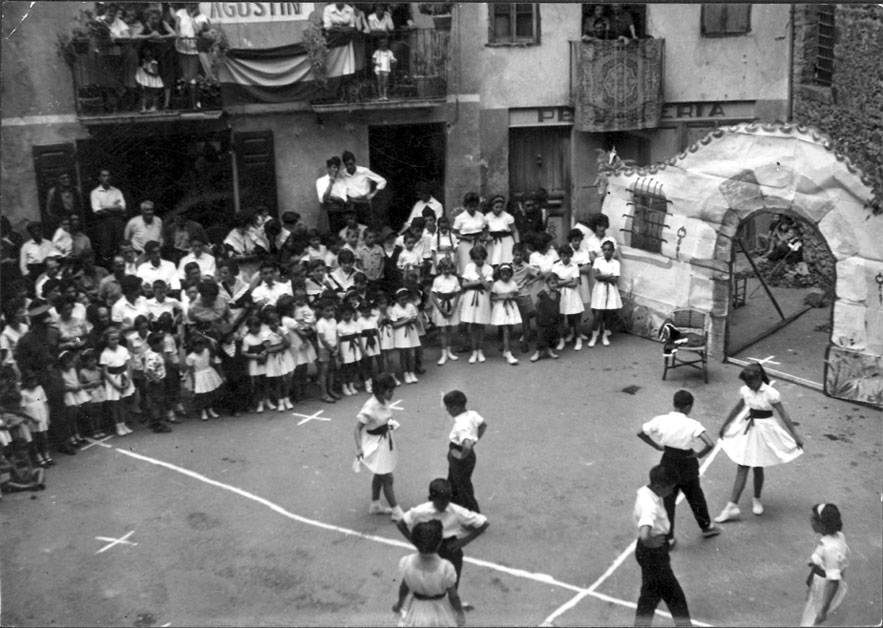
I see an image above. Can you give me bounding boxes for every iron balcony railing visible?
[312,27,450,105]
[67,37,222,117]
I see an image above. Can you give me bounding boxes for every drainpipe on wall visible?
[787,4,795,122]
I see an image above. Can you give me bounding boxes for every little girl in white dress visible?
[490,263,521,365]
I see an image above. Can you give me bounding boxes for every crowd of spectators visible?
[0,143,603,501]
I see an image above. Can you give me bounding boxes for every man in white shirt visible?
[19,222,59,282]
[397,478,489,588]
[402,182,444,231]
[316,156,349,234]
[633,465,692,627]
[250,261,292,308]
[176,235,216,280]
[138,241,181,293]
[111,275,151,332]
[90,168,127,265]
[637,390,721,547]
[341,150,387,230]
[323,2,355,30]
[124,200,164,255]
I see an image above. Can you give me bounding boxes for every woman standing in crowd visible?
[451,193,486,276]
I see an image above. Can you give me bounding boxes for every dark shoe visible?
[520,341,529,353]
[414,367,426,375]
[702,525,722,538]
[151,423,172,433]
[44,456,56,467]
[58,444,77,456]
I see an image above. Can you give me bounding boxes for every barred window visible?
[628,183,668,253]
[814,5,835,87]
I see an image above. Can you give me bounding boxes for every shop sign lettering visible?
[661,101,755,121]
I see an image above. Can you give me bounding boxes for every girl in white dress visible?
[390,288,421,384]
[392,520,465,628]
[485,195,518,267]
[19,371,52,466]
[376,294,399,386]
[337,305,364,396]
[430,258,461,366]
[185,334,224,421]
[568,229,593,308]
[490,264,522,365]
[459,245,494,365]
[78,349,106,439]
[715,363,804,523]
[551,244,585,351]
[801,503,850,626]
[589,241,622,347]
[60,350,91,447]
[353,373,403,521]
[357,301,381,393]
[451,193,487,275]
[432,216,459,274]
[242,316,270,413]
[100,328,135,437]
[262,310,294,411]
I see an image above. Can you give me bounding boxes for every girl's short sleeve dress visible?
[357,395,397,474]
[801,532,850,626]
[397,554,458,627]
[720,383,803,467]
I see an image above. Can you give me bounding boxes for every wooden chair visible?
[661,308,709,383]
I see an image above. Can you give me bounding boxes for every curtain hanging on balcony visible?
[573,39,664,132]
[219,31,364,104]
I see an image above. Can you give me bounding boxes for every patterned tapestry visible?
[574,39,664,132]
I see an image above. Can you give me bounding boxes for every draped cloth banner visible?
[573,39,664,132]
[219,30,362,104]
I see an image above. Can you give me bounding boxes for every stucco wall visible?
[648,4,791,105]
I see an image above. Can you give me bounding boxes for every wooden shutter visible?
[233,130,278,218]
[32,143,79,225]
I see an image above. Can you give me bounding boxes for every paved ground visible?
[2,332,881,627]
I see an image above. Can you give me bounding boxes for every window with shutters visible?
[701,4,751,37]
[625,180,669,254]
[814,5,835,87]
[488,3,540,45]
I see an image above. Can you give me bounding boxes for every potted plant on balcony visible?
[418,3,454,31]
[56,8,103,66]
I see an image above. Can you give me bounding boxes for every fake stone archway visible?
[602,122,883,406]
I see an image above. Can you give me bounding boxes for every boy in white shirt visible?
[443,390,487,513]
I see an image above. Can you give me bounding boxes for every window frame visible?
[488,3,541,46]
[700,4,751,38]
[626,184,669,254]
[813,5,835,87]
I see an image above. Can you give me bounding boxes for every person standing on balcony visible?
[124,200,164,256]
[175,2,210,109]
[341,151,387,231]
[372,37,396,101]
[323,2,356,30]
[369,4,395,33]
[316,156,349,234]
[609,4,637,42]
[90,169,127,267]
[135,8,177,110]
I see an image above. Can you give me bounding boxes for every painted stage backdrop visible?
[599,122,883,406]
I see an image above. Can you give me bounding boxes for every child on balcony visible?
[136,48,163,112]
[372,37,396,101]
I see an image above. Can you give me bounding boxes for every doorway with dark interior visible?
[368,123,446,231]
[727,210,836,386]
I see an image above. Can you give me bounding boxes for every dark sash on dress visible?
[745,408,774,433]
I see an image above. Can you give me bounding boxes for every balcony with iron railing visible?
[311,28,449,112]
[568,38,665,132]
[65,37,223,122]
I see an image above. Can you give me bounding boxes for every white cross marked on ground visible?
[389,399,405,411]
[95,531,137,554]
[292,410,332,426]
[79,435,114,451]
[748,355,781,366]
[110,446,716,626]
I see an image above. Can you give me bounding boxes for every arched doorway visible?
[726,208,837,386]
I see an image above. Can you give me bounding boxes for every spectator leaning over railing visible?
[323,2,356,30]
[174,1,211,108]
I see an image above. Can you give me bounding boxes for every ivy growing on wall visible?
[793,4,883,216]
